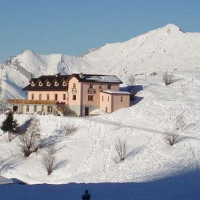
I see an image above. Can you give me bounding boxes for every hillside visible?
[0,71,200,185]
[0,24,200,100]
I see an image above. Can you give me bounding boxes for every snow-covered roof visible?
[102,90,130,95]
[84,75,122,83]
[72,74,123,84]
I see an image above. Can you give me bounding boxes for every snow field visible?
[0,71,200,185]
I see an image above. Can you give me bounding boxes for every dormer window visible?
[62,81,67,86]
[54,81,59,86]
[46,81,51,86]
[31,82,35,86]
[38,81,43,86]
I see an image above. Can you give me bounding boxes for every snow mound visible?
[0,176,13,185]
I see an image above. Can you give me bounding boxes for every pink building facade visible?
[8,73,130,116]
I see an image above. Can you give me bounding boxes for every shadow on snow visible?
[1,169,200,200]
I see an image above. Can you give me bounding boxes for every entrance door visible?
[105,107,108,112]
[13,106,18,112]
[85,107,89,116]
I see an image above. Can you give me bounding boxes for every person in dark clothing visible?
[81,189,91,200]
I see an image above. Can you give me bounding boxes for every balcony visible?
[7,99,56,105]
[88,88,96,94]
[71,88,77,94]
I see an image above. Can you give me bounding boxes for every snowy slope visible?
[0,70,200,185]
[0,24,200,99]
[0,176,13,185]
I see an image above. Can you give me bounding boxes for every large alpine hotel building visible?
[8,73,130,116]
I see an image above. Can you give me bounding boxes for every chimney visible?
[79,73,84,79]
[55,73,61,77]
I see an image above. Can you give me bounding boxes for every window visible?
[108,84,112,89]
[54,81,59,86]
[89,84,94,88]
[55,94,58,101]
[39,94,42,100]
[46,82,51,86]
[39,82,43,86]
[26,105,29,112]
[47,106,52,113]
[73,83,76,88]
[13,106,18,112]
[121,96,123,102]
[88,95,94,101]
[31,94,34,100]
[108,96,109,101]
[72,95,76,100]
[99,84,102,89]
[34,105,37,112]
[31,82,35,86]
[63,81,67,86]
[102,96,104,101]
[47,94,50,100]
[63,94,66,100]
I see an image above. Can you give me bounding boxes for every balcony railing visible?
[7,99,56,105]
[88,88,96,94]
[71,88,77,94]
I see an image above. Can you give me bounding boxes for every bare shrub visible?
[127,75,135,86]
[165,132,179,146]
[63,124,78,136]
[114,137,128,163]
[0,156,4,175]
[42,146,56,175]
[163,72,174,85]
[0,157,17,175]
[127,75,137,100]
[175,114,186,131]
[18,116,41,157]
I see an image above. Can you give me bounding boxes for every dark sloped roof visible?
[23,73,122,91]
[24,74,69,91]
[30,74,70,83]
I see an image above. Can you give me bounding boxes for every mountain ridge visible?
[0,23,200,99]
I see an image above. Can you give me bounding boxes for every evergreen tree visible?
[1,111,19,141]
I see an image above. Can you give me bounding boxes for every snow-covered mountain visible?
[0,23,200,99]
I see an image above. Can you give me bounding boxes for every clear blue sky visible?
[0,0,200,62]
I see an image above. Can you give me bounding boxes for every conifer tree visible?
[1,111,19,141]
